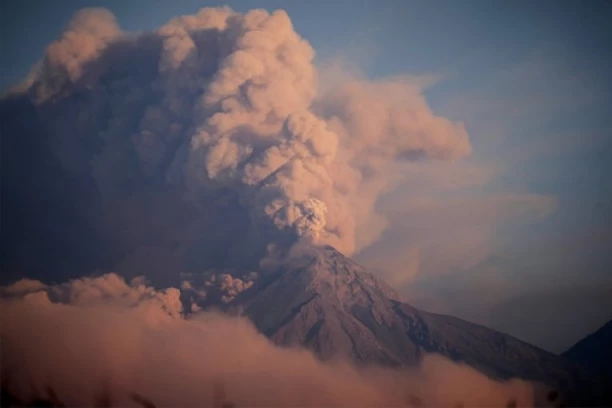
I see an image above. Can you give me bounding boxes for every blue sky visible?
[2,0,611,352]
[4,0,610,90]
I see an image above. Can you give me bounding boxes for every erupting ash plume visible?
[2,5,471,282]
[0,274,542,407]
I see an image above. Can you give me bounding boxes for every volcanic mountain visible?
[222,245,594,402]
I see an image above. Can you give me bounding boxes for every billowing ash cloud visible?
[1,6,470,282]
[180,269,258,308]
[1,274,545,407]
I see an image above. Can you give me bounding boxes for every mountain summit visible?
[232,246,580,391]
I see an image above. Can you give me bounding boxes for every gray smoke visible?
[1,6,470,283]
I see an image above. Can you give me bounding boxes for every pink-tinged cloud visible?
[9,5,471,258]
[357,190,557,286]
[0,273,545,407]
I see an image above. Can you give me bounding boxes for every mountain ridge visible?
[562,319,612,404]
[563,319,612,364]
[219,246,583,389]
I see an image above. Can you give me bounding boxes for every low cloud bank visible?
[0,274,549,407]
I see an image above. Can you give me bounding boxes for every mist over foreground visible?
[1,270,546,407]
[1,4,610,408]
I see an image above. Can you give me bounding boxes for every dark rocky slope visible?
[232,245,596,403]
[563,320,612,405]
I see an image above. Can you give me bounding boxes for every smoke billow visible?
[0,274,542,407]
[1,5,470,283]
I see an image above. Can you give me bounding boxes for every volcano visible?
[218,245,596,403]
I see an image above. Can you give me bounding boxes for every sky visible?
[1,0,611,353]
